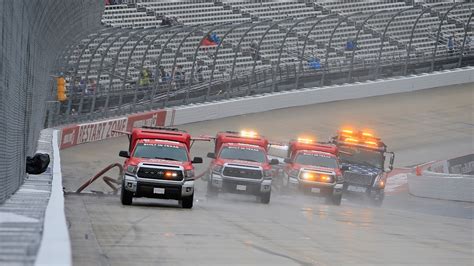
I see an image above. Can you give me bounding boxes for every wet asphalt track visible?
[62,84,473,265]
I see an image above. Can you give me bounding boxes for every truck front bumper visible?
[210,173,271,194]
[289,176,342,195]
[123,174,194,199]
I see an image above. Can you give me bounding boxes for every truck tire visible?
[260,191,271,204]
[206,181,218,198]
[121,184,133,206]
[182,193,194,209]
[331,193,342,206]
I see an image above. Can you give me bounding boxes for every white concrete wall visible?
[170,67,474,125]
[408,171,474,202]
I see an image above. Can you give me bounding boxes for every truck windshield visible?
[219,146,266,163]
[133,143,189,161]
[295,153,338,168]
[338,145,383,169]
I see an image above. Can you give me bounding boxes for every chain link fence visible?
[0,0,103,203]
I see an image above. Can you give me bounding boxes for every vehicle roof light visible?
[362,132,374,137]
[240,130,258,138]
[341,129,353,135]
[297,137,314,144]
[345,137,359,143]
[365,140,378,146]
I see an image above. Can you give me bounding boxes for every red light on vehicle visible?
[365,140,378,146]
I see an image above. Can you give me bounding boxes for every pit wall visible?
[59,67,474,149]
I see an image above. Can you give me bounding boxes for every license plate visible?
[347,186,366,193]
[311,188,320,193]
[153,188,165,194]
[236,185,247,191]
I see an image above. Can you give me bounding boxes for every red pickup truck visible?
[119,127,203,208]
[283,138,347,205]
[206,130,279,204]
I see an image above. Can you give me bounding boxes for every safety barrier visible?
[408,154,474,202]
[59,67,474,149]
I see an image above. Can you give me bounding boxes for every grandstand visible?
[57,0,473,124]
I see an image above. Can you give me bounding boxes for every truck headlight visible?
[126,165,138,175]
[263,169,273,179]
[184,170,195,180]
[212,164,223,174]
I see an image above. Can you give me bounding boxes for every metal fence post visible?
[148,26,191,110]
[104,29,149,117]
[117,28,156,114]
[375,7,417,79]
[275,16,317,92]
[404,7,436,75]
[130,26,179,113]
[228,20,271,94]
[207,22,252,100]
[458,12,473,68]
[296,14,337,89]
[431,3,464,72]
[322,12,362,86]
[88,30,131,117]
[250,18,294,96]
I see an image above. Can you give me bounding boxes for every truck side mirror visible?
[269,159,279,165]
[119,150,130,158]
[192,157,203,164]
[283,158,292,164]
[207,152,216,159]
[341,165,349,171]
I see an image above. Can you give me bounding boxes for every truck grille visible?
[223,166,262,180]
[343,171,373,186]
[137,167,184,181]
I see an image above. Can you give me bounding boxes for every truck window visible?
[133,143,189,161]
[219,146,266,163]
[338,145,383,169]
[295,153,338,169]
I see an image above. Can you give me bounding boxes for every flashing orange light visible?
[362,132,374,137]
[345,137,359,143]
[297,137,314,144]
[341,129,353,135]
[365,140,378,146]
[302,172,315,180]
[240,130,258,138]
[378,180,385,188]
[165,171,178,178]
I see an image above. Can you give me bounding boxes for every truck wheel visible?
[121,184,133,206]
[331,193,342,206]
[206,181,218,198]
[260,192,271,204]
[182,193,194,209]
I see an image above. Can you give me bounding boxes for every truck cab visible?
[206,130,279,204]
[331,129,395,206]
[283,138,346,205]
[119,127,202,208]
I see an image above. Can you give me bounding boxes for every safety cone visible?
[415,166,422,176]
